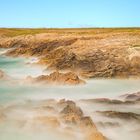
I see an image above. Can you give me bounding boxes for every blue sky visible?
[0,0,140,28]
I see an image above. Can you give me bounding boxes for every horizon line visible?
[0,27,140,29]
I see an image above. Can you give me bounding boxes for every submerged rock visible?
[86,131,106,140]
[34,116,60,128]
[1,98,106,140]
[96,111,140,121]
[80,98,135,105]
[97,121,120,128]
[26,71,86,85]
[59,100,106,140]
[0,70,5,79]
[60,103,83,124]
[120,92,140,102]
[80,116,97,128]
[0,107,6,122]
[0,69,9,80]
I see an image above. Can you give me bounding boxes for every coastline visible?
[0,28,140,140]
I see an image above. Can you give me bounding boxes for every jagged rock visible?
[26,71,85,85]
[60,102,83,124]
[1,29,140,78]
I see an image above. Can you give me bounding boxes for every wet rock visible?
[96,111,140,121]
[80,116,97,128]
[0,108,6,122]
[57,99,77,109]
[0,70,5,79]
[36,105,57,114]
[0,69,10,80]
[60,102,83,124]
[60,103,83,117]
[86,131,106,140]
[97,121,120,128]
[59,99,106,140]
[26,71,85,85]
[121,92,140,101]
[34,116,60,128]
[80,98,134,105]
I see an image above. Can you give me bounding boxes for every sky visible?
[0,0,140,28]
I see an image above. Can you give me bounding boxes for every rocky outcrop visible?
[60,101,84,124]
[0,29,140,78]
[43,47,140,78]
[26,71,86,85]
[59,100,106,140]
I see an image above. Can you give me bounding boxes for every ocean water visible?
[0,49,140,140]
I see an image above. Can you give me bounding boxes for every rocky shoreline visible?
[0,28,140,79]
[0,28,140,140]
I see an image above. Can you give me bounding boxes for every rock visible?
[59,100,106,140]
[1,29,140,78]
[60,102,83,124]
[80,116,97,128]
[80,98,134,105]
[44,47,140,78]
[124,92,140,101]
[0,107,5,122]
[34,116,60,128]
[97,121,120,128]
[86,131,106,140]
[0,70,5,79]
[26,71,86,85]
[60,103,83,117]
[96,111,140,121]
[57,99,76,109]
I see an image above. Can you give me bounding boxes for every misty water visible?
[0,49,140,140]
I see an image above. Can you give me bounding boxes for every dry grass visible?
[0,28,140,37]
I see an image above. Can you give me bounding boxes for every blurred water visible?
[0,48,140,102]
[0,49,140,140]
